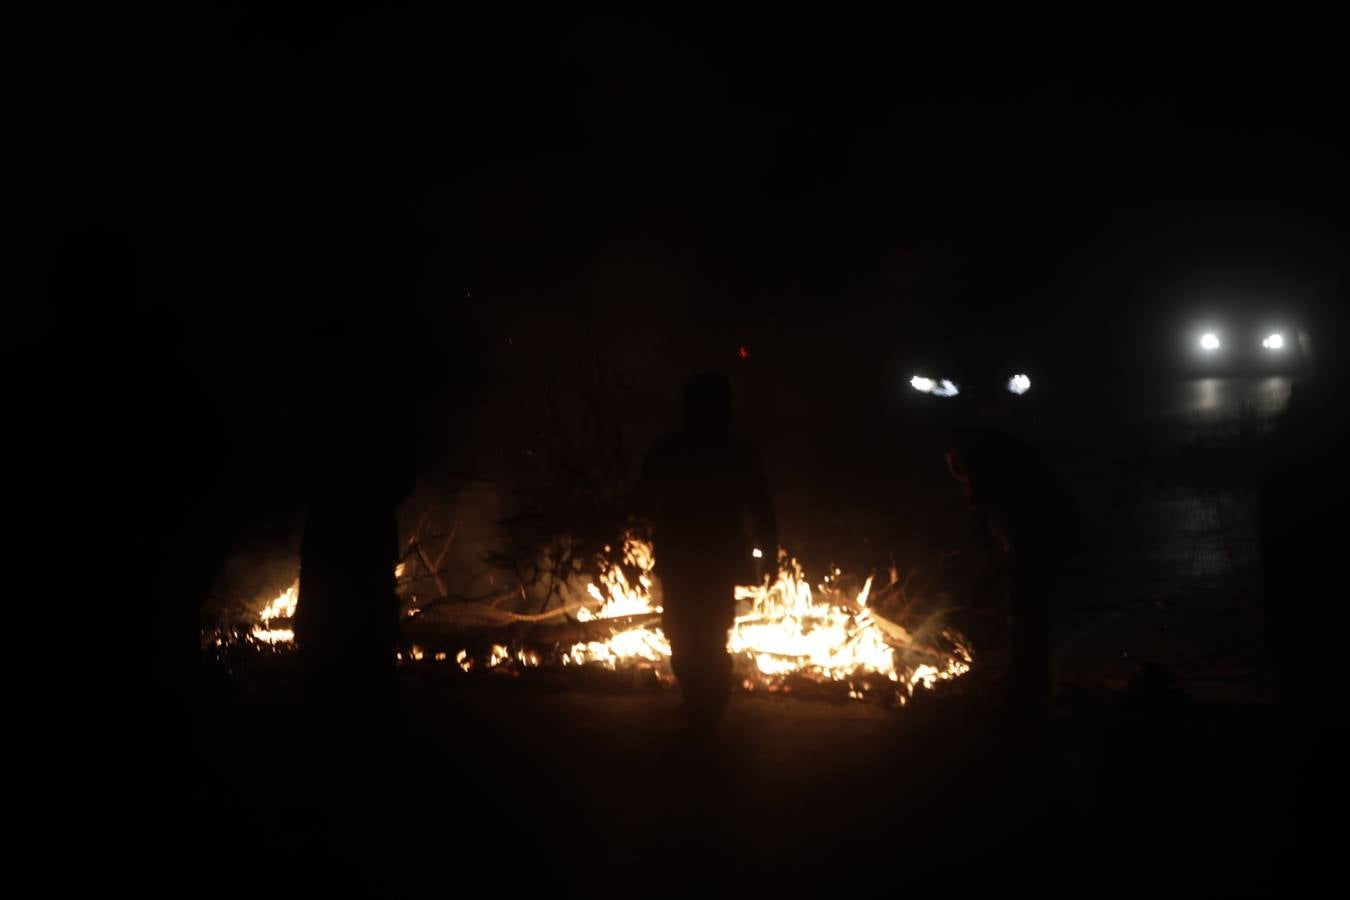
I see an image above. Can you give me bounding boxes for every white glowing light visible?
[1007,373,1031,395]
[910,375,960,397]
[1263,333,1284,350]
[1200,333,1221,351]
[752,548,763,559]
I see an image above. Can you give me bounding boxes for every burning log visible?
[221,533,973,706]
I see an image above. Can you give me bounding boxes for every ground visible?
[178,375,1304,895]
[192,675,1292,895]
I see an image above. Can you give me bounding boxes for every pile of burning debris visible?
[208,535,972,707]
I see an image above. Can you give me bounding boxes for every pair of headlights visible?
[910,373,1031,397]
[1199,332,1285,352]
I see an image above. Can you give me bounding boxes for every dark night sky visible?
[35,4,1348,480]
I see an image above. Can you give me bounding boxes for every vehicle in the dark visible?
[1181,314,1308,375]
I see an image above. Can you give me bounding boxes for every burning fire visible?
[251,582,298,644]
[241,536,971,704]
[564,536,970,701]
[567,538,671,667]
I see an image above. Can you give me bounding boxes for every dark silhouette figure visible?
[636,374,777,730]
[294,335,415,760]
[944,427,1080,723]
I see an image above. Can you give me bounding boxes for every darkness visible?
[28,3,1348,895]
[41,6,1346,345]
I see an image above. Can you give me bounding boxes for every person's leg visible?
[672,625,718,727]
[692,619,733,725]
[663,580,735,729]
[664,609,700,722]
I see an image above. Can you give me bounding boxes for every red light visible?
[737,345,750,359]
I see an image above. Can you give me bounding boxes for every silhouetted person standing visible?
[637,374,777,731]
[944,427,1079,723]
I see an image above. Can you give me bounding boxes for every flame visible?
[258,582,298,621]
[729,565,894,681]
[576,538,660,621]
[251,582,298,644]
[241,535,970,704]
[561,536,971,697]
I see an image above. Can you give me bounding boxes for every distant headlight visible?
[1262,333,1284,350]
[1007,373,1031,395]
[1200,333,1221,351]
[910,375,960,397]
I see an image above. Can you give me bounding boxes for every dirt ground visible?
[181,671,1299,896]
[150,375,1316,896]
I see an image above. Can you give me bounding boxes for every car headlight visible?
[1262,333,1284,350]
[1199,333,1221,351]
[910,375,960,397]
[1007,373,1031,395]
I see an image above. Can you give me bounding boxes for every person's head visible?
[683,372,732,435]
